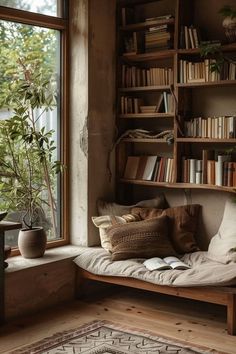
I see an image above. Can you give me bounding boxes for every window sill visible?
[5,245,86,273]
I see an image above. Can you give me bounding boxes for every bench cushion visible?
[74,248,236,287]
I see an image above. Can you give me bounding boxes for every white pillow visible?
[97,194,167,216]
[92,214,139,252]
[207,199,236,263]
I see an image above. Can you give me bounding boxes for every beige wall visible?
[70,0,116,246]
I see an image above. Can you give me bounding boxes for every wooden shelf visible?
[121,49,175,62]
[178,43,236,55]
[120,179,236,193]
[118,0,161,5]
[176,138,236,143]
[119,85,171,92]
[119,18,174,32]
[121,138,168,143]
[116,1,236,197]
[119,113,174,118]
[177,80,236,88]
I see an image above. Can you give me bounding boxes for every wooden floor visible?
[0,285,236,353]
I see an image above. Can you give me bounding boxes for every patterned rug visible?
[9,320,224,354]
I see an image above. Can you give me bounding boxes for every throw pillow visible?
[97,193,168,216]
[207,199,236,263]
[92,214,140,252]
[107,215,176,261]
[131,204,201,254]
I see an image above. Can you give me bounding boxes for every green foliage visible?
[200,43,224,73]
[219,5,236,18]
[0,61,62,230]
[0,20,58,107]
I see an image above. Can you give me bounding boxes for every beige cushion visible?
[107,216,177,261]
[92,214,140,252]
[207,199,236,263]
[131,204,201,254]
[97,194,167,216]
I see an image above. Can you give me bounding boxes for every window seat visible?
[74,247,236,335]
[5,245,85,319]
[6,245,85,273]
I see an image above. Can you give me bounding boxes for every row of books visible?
[120,92,174,115]
[182,151,236,187]
[179,59,236,83]
[179,25,200,49]
[184,116,236,139]
[145,24,174,52]
[124,155,174,183]
[121,64,173,88]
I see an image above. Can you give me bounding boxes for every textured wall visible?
[70,0,116,246]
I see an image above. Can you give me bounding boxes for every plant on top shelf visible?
[0,59,63,258]
[199,5,236,74]
[219,5,236,43]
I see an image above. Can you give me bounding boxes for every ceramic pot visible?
[18,227,46,258]
[222,16,236,42]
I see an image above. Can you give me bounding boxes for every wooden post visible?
[227,293,236,335]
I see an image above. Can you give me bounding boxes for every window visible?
[0,0,64,17]
[0,1,68,250]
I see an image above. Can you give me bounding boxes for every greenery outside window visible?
[0,0,64,17]
[0,1,69,252]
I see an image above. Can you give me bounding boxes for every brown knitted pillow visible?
[107,215,176,261]
[131,204,201,254]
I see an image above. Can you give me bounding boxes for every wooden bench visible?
[77,268,236,335]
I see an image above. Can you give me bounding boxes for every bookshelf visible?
[116,0,236,196]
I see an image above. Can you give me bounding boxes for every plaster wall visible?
[70,0,116,246]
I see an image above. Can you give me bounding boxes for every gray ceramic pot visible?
[18,227,47,258]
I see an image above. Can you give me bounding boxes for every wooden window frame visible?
[0,4,70,254]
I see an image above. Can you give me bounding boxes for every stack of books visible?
[145,16,174,52]
[140,106,157,114]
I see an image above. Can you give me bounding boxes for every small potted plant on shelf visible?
[0,60,62,258]
[219,5,236,43]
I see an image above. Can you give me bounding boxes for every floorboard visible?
[0,286,236,353]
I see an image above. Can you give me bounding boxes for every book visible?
[143,256,190,271]
[136,156,148,179]
[202,149,214,184]
[121,7,134,26]
[142,155,158,180]
[123,156,140,179]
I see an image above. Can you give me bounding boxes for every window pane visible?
[0,20,61,247]
[0,0,63,17]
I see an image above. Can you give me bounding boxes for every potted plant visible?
[219,5,236,42]
[0,60,62,258]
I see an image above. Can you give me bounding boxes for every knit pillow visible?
[131,204,201,254]
[107,216,176,261]
[92,214,140,252]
